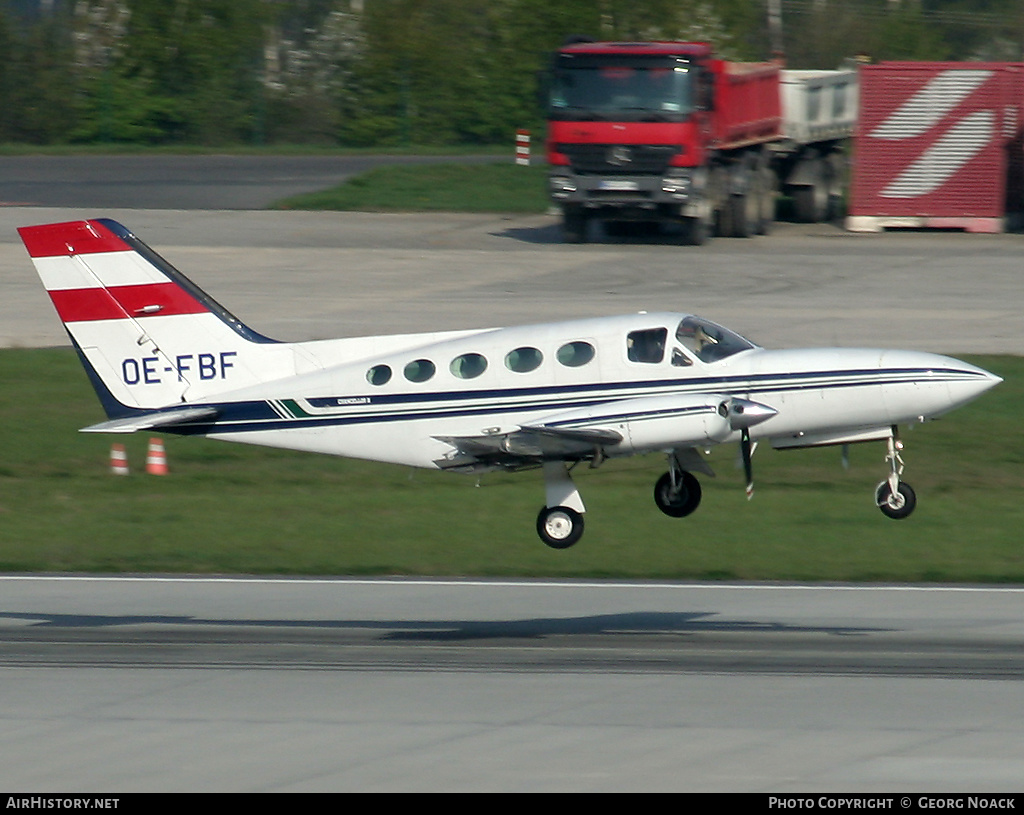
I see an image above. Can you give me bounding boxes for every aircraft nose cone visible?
[880,351,1001,417]
[961,360,1003,398]
[929,354,1002,403]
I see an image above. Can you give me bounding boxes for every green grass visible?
[1,348,1021,581]
[273,161,550,213]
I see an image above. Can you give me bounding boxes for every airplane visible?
[19,218,1001,548]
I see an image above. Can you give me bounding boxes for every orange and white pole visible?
[515,129,530,166]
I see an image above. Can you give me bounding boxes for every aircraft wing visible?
[434,391,777,471]
[434,424,622,470]
[80,406,219,434]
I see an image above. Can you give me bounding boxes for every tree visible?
[70,0,172,142]
[113,0,268,143]
[2,8,78,143]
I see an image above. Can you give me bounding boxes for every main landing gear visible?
[875,429,917,519]
[536,453,708,549]
[536,461,587,549]
[653,466,702,518]
[536,505,584,549]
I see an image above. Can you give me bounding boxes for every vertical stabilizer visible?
[19,219,295,415]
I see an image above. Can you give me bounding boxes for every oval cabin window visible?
[404,359,436,383]
[450,353,488,379]
[505,346,543,373]
[556,341,595,368]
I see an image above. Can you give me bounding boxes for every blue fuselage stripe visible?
[162,366,981,437]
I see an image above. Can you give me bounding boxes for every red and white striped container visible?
[847,62,1024,233]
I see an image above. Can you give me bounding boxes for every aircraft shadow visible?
[0,609,882,640]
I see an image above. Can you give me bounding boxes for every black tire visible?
[562,206,588,243]
[536,506,585,548]
[680,216,708,246]
[654,471,702,518]
[792,158,830,223]
[728,194,753,238]
[757,167,777,234]
[875,481,917,520]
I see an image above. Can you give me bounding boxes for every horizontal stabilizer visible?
[80,406,218,434]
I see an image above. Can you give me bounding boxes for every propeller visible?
[741,428,755,499]
[725,397,776,501]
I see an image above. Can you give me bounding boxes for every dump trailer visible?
[545,41,857,243]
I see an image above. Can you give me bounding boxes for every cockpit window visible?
[675,316,755,363]
[627,327,667,363]
[671,348,693,367]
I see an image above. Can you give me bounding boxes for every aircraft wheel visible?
[536,506,585,549]
[654,471,702,518]
[875,481,917,520]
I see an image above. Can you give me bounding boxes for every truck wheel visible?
[826,152,846,220]
[680,216,708,246]
[757,167,777,234]
[793,185,828,223]
[562,205,588,243]
[728,193,756,238]
[709,167,729,237]
[715,200,733,238]
[792,159,830,222]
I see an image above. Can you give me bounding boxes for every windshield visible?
[550,56,694,122]
[675,316,757,363]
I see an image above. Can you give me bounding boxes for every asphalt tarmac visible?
[2,576,1022,793]
[0,154,500,210]
[2,208,1023,353]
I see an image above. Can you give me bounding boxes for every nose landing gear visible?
[876,429,917,519]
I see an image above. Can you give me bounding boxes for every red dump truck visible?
[545,40,857,243]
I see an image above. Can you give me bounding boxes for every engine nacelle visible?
[532,393,776,455]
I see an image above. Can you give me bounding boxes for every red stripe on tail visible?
[17,220,129,258]
[49,282,209,323]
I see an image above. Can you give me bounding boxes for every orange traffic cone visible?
[146,437,168,475]
[110,443,129,475]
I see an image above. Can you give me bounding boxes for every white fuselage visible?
[197,312,998,469]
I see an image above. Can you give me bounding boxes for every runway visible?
[2,576,1022,792]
